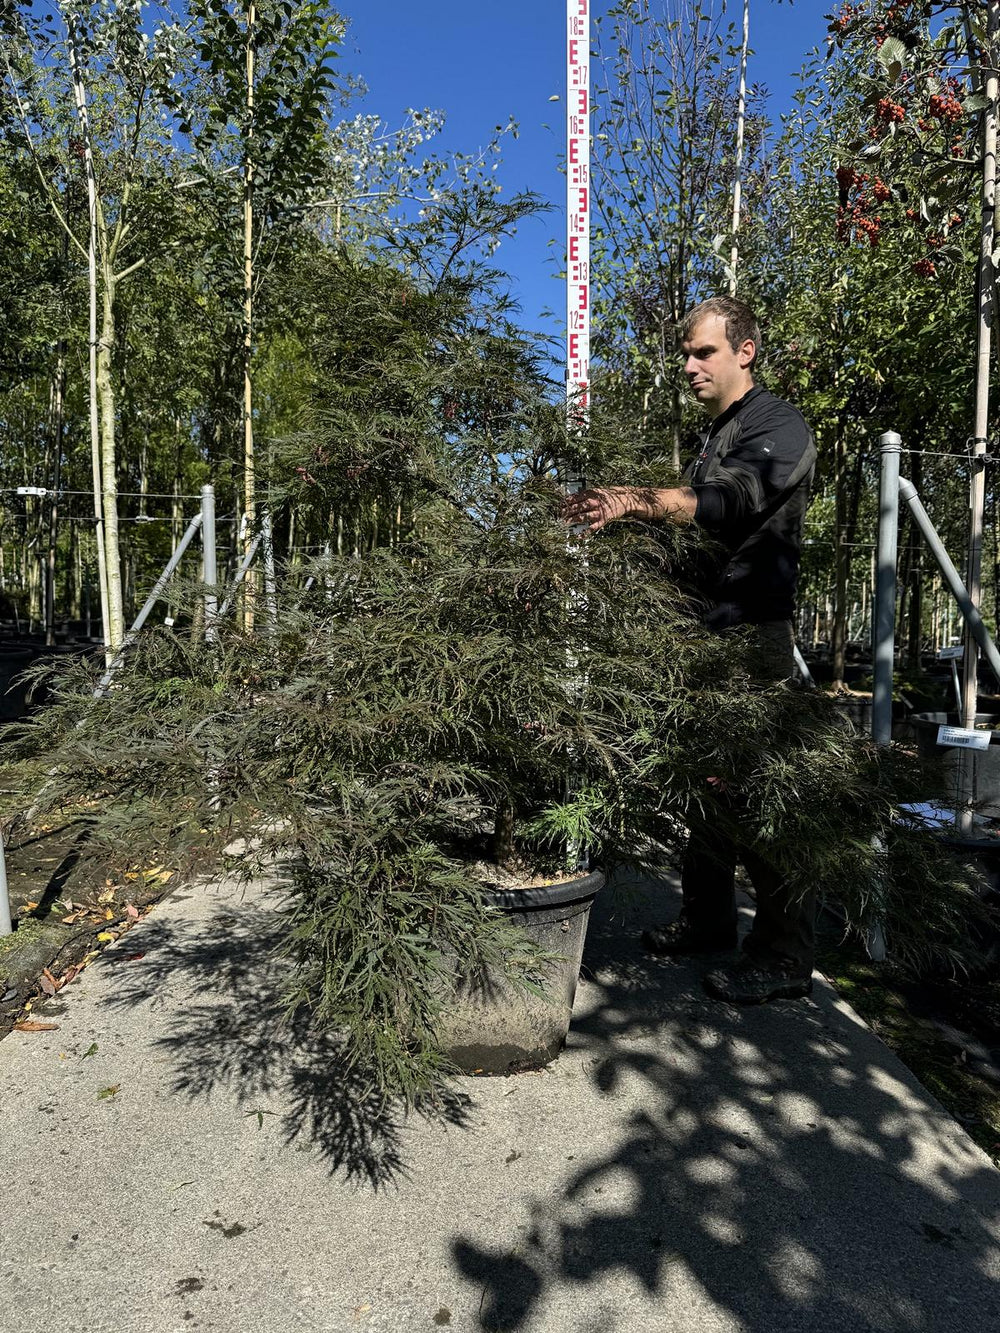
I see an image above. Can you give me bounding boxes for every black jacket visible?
[680,386,816,630]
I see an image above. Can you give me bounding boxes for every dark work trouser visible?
[680,620,816,974]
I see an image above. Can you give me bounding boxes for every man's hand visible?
[560,487,633,534]
[560,485,699,534]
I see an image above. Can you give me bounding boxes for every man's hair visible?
[681,297,761,368]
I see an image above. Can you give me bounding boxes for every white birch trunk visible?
[66,17,113,658]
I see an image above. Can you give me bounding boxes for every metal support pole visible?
[0,831,12,937]
[94,510,204,698]
[792,644,815,687]
[201,484,218,643]
[24,510,205,824]
[261,510,278,631]
[899,477,1000,685]
[218,533,263,622]
[964,21,999,731]
[867,432,901,965]
[872,432,901,748]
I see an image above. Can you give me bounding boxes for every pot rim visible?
[479,866,605,912]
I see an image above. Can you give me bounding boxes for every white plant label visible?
[936,724,991,751]
[567,0,589,427]
[938,645,964,661]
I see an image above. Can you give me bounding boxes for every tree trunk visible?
[962,4,1000,729]
[46,341,66,646]
[97,270,125,649]
[493,798,517,868]
[242,0,258,631]
[69,522,81,620]
[66,16,112,659]
[728,0,749,294]
[831,419,849,688]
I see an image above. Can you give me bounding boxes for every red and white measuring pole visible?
[566,0,589,435]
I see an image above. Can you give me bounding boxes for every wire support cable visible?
[0,488,204,500]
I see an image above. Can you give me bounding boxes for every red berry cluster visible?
[836,164,857,192]
[928,92,963,123]
[877,98,906,123]
[835,167,888,246]
[833,2,862,32]
[855,214,882,244]
[912,258,936,278]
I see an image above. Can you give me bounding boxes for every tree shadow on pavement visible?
[98,888,473,1189]
[451,873,1000,1333]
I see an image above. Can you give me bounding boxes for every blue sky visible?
[340,1,832,345]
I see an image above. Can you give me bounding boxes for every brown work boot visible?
[641,918,738,957]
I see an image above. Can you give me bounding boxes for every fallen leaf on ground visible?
[97,887,115,905]
[126,904,140,920]
[96,932,115,943]
[14,1021,58,1032]
[97,1085,120,1100]
[39,976,56,997]
[81,1043,98,1058]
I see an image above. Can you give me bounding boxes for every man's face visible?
[681,314,755,418]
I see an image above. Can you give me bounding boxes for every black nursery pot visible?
[911,712,1000,818]
[440,868,605,1076]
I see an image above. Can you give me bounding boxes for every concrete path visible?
[1,870,999,1333]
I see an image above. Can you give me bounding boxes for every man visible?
[561,296,817,1004]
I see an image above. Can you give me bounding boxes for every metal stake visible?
[898,478,1000,684]
[0,830,12,937]
[792,644,815,688]
[218,533,263,621]
[94,510,204,699]
[201,484,218,642]
[261,510,278,631]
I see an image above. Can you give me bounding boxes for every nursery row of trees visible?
[0,0,998,685]
[5,0,999,1100]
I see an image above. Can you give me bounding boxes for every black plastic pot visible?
[0,648,36,721]
[440,867,605,1076]
[911,712,1000,818]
